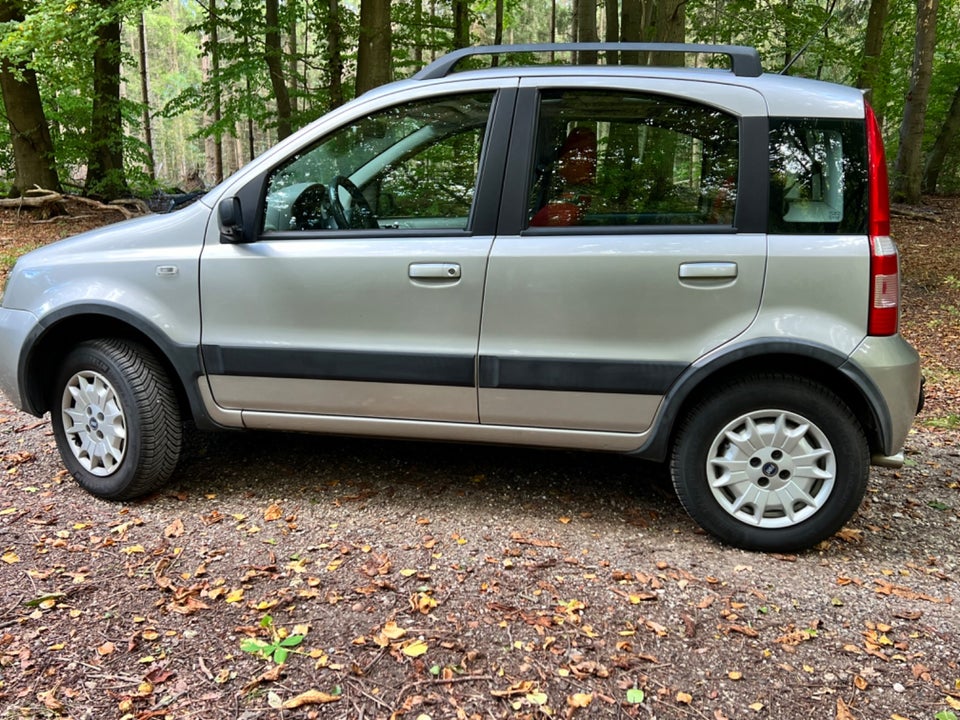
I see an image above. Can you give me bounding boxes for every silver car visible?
[0,43,923,551]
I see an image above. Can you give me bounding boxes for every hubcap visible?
[707,409,835,528]
[61,370,127,477]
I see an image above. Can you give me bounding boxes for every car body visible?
[0,43,923,551]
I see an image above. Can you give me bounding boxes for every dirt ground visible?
[0,197,958,720]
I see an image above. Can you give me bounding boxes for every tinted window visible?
[768,118,867,234]
[263,92,495,232]
[526,90,739,228]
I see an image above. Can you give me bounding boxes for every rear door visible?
[200,83,514,423]
[478,78,768,433]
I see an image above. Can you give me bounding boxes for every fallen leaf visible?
[836,697,855,720]
[401,639,428,658]
[568,692,593,707]
[491,680,536,698]
[676,691,693,704]
[264,504,283,522]
[164,518,184,538]
[282,689,341,708]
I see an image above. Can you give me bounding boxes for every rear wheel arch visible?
[641,342,887,461]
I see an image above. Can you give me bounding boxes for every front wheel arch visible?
[21,309,205,427]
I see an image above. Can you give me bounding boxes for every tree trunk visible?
[86,0,128,199]
[356,0,392,95]
[892,0,939,204]
[856,0,889,106]
[265,0,293,140]
[326,0,344,109]
[452,0,469,49]
[620,0,642,65]
[0,1,61,197]
[605,0,620,64]
[922,82,960,194]
[576,0,598,65]
[491,0,504,65]
[202,0,224,184]
[138,13,155,181]
[651,0,686,67]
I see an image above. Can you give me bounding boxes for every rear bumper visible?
[843,334,923,458]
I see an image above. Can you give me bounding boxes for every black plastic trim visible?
[736,116,769,234]
[19,304,211,426]
[479,356,685,395]
[626,339,892,461]
[202,346,476,387]
[414,43,763,79]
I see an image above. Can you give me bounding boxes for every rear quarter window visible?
[768,118,867,235]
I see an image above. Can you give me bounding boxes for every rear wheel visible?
[670,375,869,552]
[51,339,182,500]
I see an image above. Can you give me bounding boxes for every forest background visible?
[0,0,958,204]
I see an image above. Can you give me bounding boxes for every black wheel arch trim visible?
[18,303,215,428]
[631,338,893,461]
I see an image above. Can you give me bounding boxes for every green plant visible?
[934,711,957,720]
[239,615,305,664]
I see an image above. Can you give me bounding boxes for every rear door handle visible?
[409,262,461,279]
[678,262,738,280]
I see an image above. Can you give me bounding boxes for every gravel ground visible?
[1,402,957,720]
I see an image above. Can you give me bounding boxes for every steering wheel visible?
[327,175,378,229]
[289,183,330,230]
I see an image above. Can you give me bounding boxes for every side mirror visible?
[218,197,247,244]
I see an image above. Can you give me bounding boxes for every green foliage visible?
[626,687,645,704]
[239,615,305,664]
[2,0,960,192]
[935,712,958,720]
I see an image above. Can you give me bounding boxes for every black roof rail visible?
[412,43,763,80]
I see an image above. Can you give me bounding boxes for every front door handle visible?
[678,262,738,280]
[409,263,461,279]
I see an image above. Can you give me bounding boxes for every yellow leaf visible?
[568,692,593,707]
[2,551,20,564]
[526,692,548,705]
[225,589,244,603]
[676,691,693,704]
[947,696,960,711]
[749,702,765,712]
[400,568,417,577]
[558,516,571,524]
[264,504,283,522]
[0,507,17,515]
[281,689,341,708]
[381,621,407,640]
[728,671,743,681]
[121,545,145,555]
[402,639,428,658]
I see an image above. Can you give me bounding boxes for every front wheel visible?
[670,375,869,552]
[51,339,182,500]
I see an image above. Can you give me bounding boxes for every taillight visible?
[865,102,898,336]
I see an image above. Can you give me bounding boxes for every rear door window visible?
[525,89,739,228]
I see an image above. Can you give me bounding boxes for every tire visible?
[50,339,182,500]
[670,375,869,552]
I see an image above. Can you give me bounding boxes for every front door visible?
[199,88,511,424]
